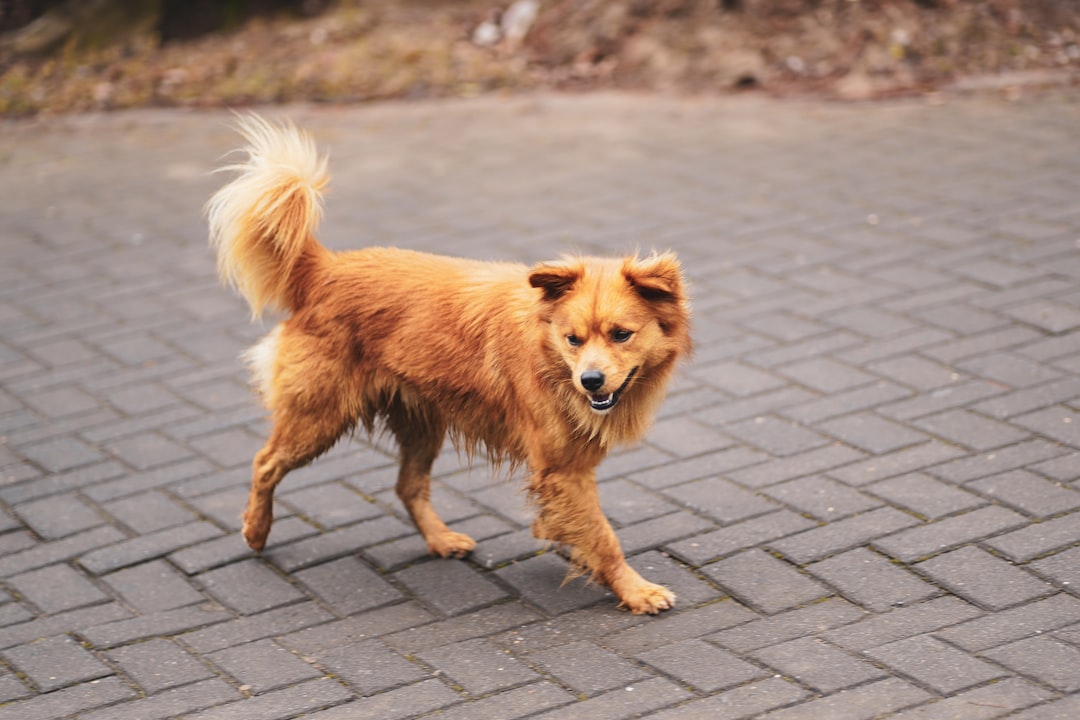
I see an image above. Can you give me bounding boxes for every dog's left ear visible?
[623,253,685,303]
[529,261,582,301]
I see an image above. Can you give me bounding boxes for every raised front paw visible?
[426,530,477,559]
[618,581,676,615]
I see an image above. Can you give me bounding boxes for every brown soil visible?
[1,0,1078,117]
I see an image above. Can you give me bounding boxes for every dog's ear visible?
[623,253,684,303]
[529,261,581,301]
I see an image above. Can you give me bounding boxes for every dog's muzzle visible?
[588,367,638,413]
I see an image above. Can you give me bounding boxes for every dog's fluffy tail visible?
[206,114,329,317]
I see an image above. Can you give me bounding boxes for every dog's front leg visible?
[529,465,675,615]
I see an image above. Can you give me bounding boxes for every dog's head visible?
[529,253,691,417]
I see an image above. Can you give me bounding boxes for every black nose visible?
[580,370,606,392]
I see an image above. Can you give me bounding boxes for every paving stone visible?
[0,675,135,720]
[763,475,881,520]
[770,506,921,565]
[197,558,306,615]
[170,516,318,574]
[174,677,352,720]
[885,677,1051,720]
[867,355,963,391]
[495,553,612,616]
[598,479,679,526]
[973,376,1080,420]
[82,604,230,649]
[778,356,875,393]
[489,605,648,656]
[878,379,1007,422]
[1029,545,1080,589]
[263,516,413,573]
[702,549,831,615]
[911,409,1029,451]
[722,415,830,457]
[819,412,929,454]
[807,547,938,612]
[728,444,867,489]
[318,638,427,694]
[394,558,510,616]
[958,352,1063,389]
[378,604,537,660]
[663,476,778,525]
[642,415,734,457]
[708,597,863,653]
[605,600,756,655]
[105,638,215,693]
[2,634,112,692]
[1030,452,1080,482]
[78,678,241,720]
[690,360,787,397]
[454,527,542,570]
[417,637,540,695]
[8,563,109,614]
[106,432,193,470]
[865,472,985,519]
[208,639,323,694]
[103,490,199,533]
[982,635,1080,692]
[647,676,809,720]
[758,677,932,720]
[528,639,651,696]
[828,441,963,487]
[617,510,717,555]
[696,386,819,426]
[1007,695,1080,720]
[667,510,816,566]
[822,595,982,653]
[422,681,575,720]
[864,634,1006,694]
[18,436,105,473]
[0,525,126,577]
[968,469,1080,517]
[79,520,223,575]
[628,448,768,490]
[529,676,691,720]
[280,482,387,529]
[82,458,217,503]
[872,505,1028,563]
[781,381,912,425]
[13,494,104,540]
[937,593,1080,652]
[295,555,404,615]
[928,439,1069,484]
[639,637,767,692]
[752,636,886,693]
[916,546,1055,610]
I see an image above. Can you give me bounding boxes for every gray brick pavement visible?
[1,91,1080,717]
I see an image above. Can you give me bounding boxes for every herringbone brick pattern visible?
[1,92,1079,718]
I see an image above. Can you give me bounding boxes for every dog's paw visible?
[619,582,676,615]
[241,515,269,552]
[427,531,477,559]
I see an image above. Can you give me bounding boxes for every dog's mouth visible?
[589,367,638,413]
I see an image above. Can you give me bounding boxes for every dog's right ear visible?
[529,261,581,301]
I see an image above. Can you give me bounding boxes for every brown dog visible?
[206,115,691,614]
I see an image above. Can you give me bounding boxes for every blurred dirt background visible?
[1,0,1078,116]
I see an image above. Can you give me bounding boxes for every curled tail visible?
[206,114,329,317]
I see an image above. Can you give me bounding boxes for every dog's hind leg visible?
[386,399,476,558]
[243,398,351,552]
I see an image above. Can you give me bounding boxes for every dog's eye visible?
[612,329,633,343]
[567,334,583,347]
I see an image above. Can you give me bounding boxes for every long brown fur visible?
[207,115,691,614]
